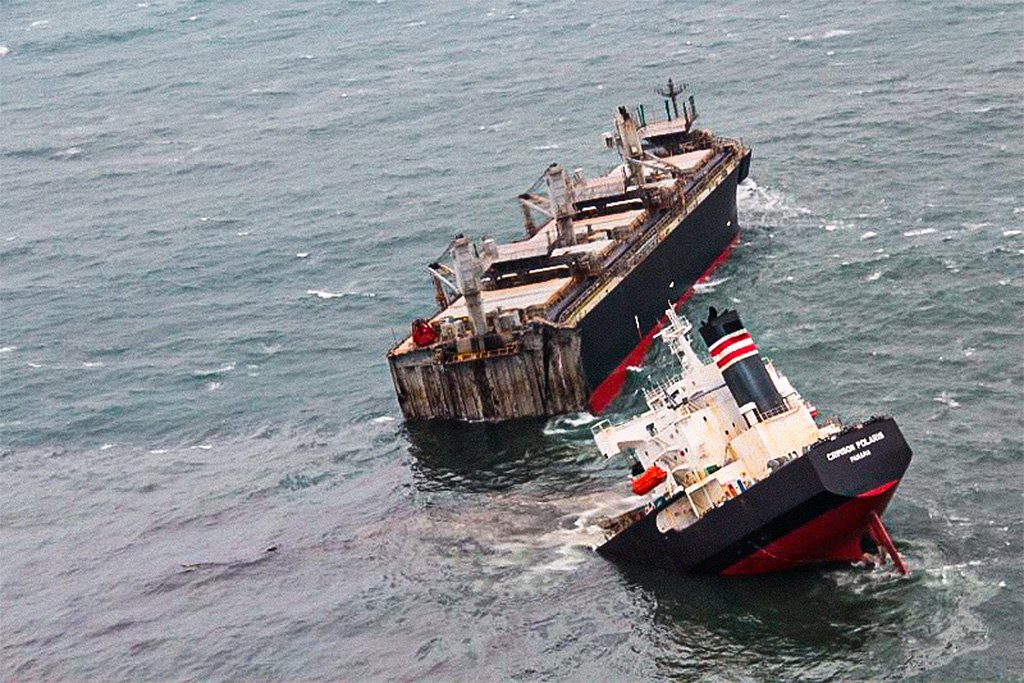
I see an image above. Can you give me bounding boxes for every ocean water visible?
[1,0,1022,679]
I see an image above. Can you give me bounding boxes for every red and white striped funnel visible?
[699,307,785,417]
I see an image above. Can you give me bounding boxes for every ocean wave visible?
[306,289,377,300]
[51,147,83,159]
[193,363,235,377]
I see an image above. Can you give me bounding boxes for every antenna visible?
[657,78,687,119]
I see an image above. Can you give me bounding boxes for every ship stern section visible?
[597,417,913,575]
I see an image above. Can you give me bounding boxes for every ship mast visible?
[657,78,685,120]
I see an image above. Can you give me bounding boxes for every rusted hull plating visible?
[390,325,588,420]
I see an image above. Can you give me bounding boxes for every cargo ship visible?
[590,305,912,575]
[387,80,751,420]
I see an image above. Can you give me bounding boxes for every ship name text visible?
[826,431,886,462]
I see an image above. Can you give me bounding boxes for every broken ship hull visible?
[389,158,746,420]
[597,417,913,575]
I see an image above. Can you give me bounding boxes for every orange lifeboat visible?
[631,465,667,496]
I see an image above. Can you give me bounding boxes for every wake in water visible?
[824,537,1003,679]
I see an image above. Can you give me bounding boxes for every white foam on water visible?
[100,443,114,450]
[1002,229,1021,237]
[543,412,598,436]
[0,46,10,57]
[904,228,937,237]
[207,381,222,391]
[28,19,49,28]
[737,178,811,221]
[0,346,16,354]
[532,144,560,151]
[561,412,597,427]
[53,147,82,158]
[27,362,42,368]
[934,391,961,408]
[193,362,235,377]
[822,29,855,39]
[371,415,396,424]
[148,449,168,454]
[81,361,104,368]
[693,276,730,294]
[860,231,878,240]
[866,271,881,282]
[521,493,647,574]
[236,230,251,236]
[295,252,310,258]
[307,289,341,299]
[306,289,376,300]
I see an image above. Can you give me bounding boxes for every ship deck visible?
[391,277,576,355]
[488,209,646,266]
[390,135,744,360]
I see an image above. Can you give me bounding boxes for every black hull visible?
[580,163,742,409]
[597,417,913,574]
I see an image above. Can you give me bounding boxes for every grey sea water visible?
[1,0,1022,680]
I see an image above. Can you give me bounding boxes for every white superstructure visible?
[591,307,841,533]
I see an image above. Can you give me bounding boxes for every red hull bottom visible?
[588,236,739,414]
[721,480,902,575]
